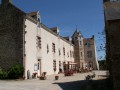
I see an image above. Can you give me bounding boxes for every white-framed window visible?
[52,43,55,53]
[53,60,56,71]
[59,49,61,56]
[47,44,49,53]
[63,47,65,56]
[36,36,41,49]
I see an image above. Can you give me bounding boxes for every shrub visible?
[0,64,24,79]
[0,68,8,79]
[8,64,24,79]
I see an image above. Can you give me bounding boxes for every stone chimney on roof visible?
[2,0,12,5]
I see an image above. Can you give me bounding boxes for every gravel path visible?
[0,71,110,90]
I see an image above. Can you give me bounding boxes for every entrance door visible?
[38,59,41,76]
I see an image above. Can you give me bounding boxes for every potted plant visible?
[39,72,47,80]
[40,76,45,80]
[32,72,38,79]
[55,75,59,80]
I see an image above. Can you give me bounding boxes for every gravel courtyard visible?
[0,71,111,90]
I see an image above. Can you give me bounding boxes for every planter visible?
[64,70,74,76]
[43,72,47,76]
[39,76,46,80]
[55,76,59,80]
[32,73,38,79]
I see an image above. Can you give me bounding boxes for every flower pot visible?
[39,76,47,80]
[55,76,59,80]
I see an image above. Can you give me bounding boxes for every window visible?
[87,51,92,58]
[70,50,72,57]
[85,42,90,47]
[25,25,27,28]
[47,44,49,53]
[59,49,61,56]
[75,37,78,40]
[25,31,27,34]
[59,61,61,68]
[72,51,74,57]
[53,60,56,72]
[37,36,41,49]
[63,62,66,71]
[81,52,83,57]
[63,47,65,55]
[67,52,69,57]
[52,43,55,53]
[80,41,82,45]
[38,63,39,70]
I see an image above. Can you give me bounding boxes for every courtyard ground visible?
[0,71,111,90]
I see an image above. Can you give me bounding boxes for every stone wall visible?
[0,3,25,70]
[106,20,120,90]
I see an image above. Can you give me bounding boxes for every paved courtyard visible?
[0,71,110,90]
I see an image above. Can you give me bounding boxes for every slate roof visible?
[104,2,120,20]
[72,29,83,38]
[27,11,38,16]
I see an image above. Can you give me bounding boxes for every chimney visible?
[2,0,12,5]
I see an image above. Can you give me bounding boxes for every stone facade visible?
[72,30,85,69]
[83,36,99,70]
[72,30,99,70]
[0,0,25,70]
[104,0,120,90]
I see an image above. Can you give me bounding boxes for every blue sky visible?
[0,0,105,60]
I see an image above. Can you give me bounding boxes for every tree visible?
[98,60,107,70]
[97,30,106,60]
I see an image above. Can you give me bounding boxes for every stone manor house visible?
[0,0,99,79]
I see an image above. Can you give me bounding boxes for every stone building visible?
[83,36,99,70]
[0,0,99,79]
[72,30,99,70]
[72,30,86,69]
[103,0,120,90]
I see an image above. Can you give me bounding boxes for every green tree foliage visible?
[98,60,107,70]
[97,30,106,60]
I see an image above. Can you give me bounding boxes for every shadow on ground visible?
[53,78,112,90]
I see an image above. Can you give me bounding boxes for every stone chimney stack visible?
[2,0,12,5]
